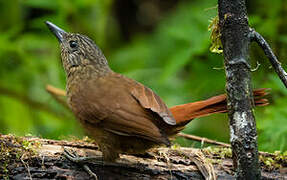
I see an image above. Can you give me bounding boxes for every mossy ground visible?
[0,135,41,178]
[203,147,287,172]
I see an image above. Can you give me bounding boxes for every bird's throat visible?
[67,63,111,80]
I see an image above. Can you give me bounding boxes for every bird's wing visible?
[101,105,171,145]
[79,73,173,145]
[130,80,176,126]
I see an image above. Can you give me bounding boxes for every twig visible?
[204,5,218,11]
[177,132,273,156]
[192,151,216,180]
[21,155,32,180]
[46,85,69,109]
[177,133,230,148]
[0,85,70,119]
[46,85,66,96]
[249,28,287,88]
[251,61,261,72]
[177,150,216,180]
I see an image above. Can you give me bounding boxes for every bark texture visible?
[218,0,261,179]
[1,135,286,180]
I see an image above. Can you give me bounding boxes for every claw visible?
[63,147,98,179]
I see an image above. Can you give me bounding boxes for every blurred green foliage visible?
[0,0,286,152]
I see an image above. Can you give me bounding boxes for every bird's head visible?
[45,21,110,75]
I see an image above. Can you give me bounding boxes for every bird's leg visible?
[63,148,99,179]
[63,148,103,164]
[63,147,122,179]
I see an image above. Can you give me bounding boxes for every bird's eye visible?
[69,40,78,48]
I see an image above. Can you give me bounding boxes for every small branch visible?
[177,133,230,148]
[46,85,66,96]
[177,133,273,156]
[249,29,287,88]
[189,151,216,180]
[46,85,69,109]
[20,156,32,180]
[0,85,70,119]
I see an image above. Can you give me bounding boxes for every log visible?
[0,134,286,179]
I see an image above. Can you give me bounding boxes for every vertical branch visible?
[218,0,261,179]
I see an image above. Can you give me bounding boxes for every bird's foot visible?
[63,148,99,179]
[64,148,103,164]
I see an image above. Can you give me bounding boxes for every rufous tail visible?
[167,88,269,135]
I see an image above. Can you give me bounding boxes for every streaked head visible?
[45,21,109,74]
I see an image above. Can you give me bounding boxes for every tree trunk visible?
[218,0,261,179]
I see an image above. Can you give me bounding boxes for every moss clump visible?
[171,143,181,150]
[0,135,41,178]
[203,146,287,171]
[259,151,287,171]
[208,15,223,54]
[203,147,232,159]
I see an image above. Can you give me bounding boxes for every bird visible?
[45,21,269,162]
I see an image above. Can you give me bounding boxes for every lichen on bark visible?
[218,0,261,178]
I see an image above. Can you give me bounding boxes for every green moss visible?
[203,147,232,159]
[0,135,42,177]
[171,143,181,150]
[208,15,223,54]
[259,151,287,171]
[202,146,287,171]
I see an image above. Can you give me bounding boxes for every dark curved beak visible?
[45,21,66,42]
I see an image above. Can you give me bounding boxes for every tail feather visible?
[166,88,269,136]
[168,88,269,131]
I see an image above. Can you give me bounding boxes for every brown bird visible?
[45,21,268,162]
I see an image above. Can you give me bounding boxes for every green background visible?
[0,0,286,152]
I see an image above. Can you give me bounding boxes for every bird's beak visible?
[45,21,66,42]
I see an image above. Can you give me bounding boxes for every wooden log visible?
[0,134,286,179]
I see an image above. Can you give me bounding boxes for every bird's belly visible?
[81,119,158,155]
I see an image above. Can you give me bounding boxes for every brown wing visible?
[74,72,174,145]
[130,79,176,126]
